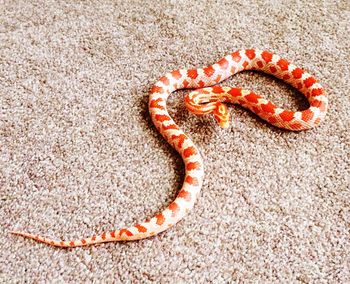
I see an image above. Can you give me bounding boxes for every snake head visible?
[213,102,230,128]
[185,88,231,128]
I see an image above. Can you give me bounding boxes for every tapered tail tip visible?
[10,230,31,238]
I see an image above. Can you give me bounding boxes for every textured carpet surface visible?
[1,0,349,282]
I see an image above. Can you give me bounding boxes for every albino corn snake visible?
[11,49,328,247]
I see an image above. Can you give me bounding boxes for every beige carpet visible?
[1,0,349,282]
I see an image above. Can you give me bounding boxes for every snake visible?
[11,49,328,247]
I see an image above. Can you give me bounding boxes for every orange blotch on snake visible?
[227,88,241,97]
[292,68,304,79]
[168,202,180,216]
[279,110,295,121]
[50,241,55,245]
[150,98,164,110]
[304,77,316,88]
[178,189,191,201]
[311,100,326,112]
[310,100,321,108]
[188,69,198,79]
[91,236,96,241]
[212,86,224,94]
[269,66,277,73]
[204,66,215,77]
[198,80,205,88]
[261,101,276,113]
[151,86,164,94]
[218,58,229,69]
[162,124,179,131]
[185,175,199,186]
[155,214,165,225]
[311,88,323,96]
[245,49,255,59]
[261,51,273,63]
[172,134,186,148]
[101,233,106,240]
[135,224,147,233]
[245,93,259,103]
[183,146,197,158]
[186,161,201,170]
[183,80,189,88]
[171,69,182,79]
[155,114,170,122]
[283,74,290,80]
[242,61,249,69]
[159,76,170,85]
[302,109,314,122]
[231,51,241,62]
[215,75,222,83]
[60,241,65,246]
[277,58,289,71]
[119,229,133,237]
[110,231,116,238]
[257,61,264,68]
[81,239,86,245]
[69,241,75,246]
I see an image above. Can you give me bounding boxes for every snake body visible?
[11,49,328,247]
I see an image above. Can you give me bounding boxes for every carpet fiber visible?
[1,0,349,282]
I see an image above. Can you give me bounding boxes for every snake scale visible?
[11,49,328,247]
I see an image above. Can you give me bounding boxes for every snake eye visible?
[218,105,226,115]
